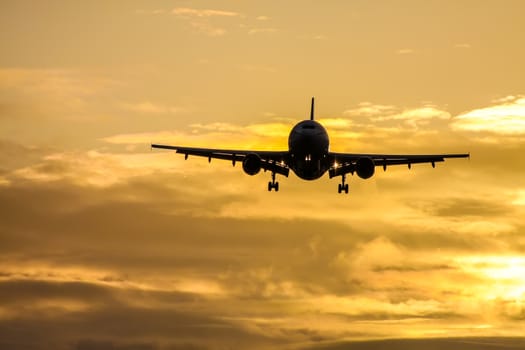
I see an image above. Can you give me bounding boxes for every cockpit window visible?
[301,124,316,129]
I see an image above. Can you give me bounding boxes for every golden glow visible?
[452,96,525,135]
[512,189,525,206]
[457,256,525,301]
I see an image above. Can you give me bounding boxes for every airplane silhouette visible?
[152,98,469,193]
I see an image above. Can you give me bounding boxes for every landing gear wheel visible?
[268,172,279,192]
[338,175,349,194]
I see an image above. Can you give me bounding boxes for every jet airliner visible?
[152,98,469,193]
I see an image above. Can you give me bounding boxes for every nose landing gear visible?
[337,174,349,194]
[268,172,279,192]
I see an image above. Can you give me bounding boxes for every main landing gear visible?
[268,172,279,192]
[338,174,349,194]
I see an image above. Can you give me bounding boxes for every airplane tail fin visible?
[310,97,315,120]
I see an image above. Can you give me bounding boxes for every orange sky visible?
[1,1,525,349]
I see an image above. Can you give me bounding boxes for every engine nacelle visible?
[242,153,262,176]
[356,157,375,179]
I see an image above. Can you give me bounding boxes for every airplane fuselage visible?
[288,120,330,180]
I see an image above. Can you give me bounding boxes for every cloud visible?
[343,102,397,117]
[137,7,244,36]
[10,150,177,187]
[75,340,158,350]
[0,68,119,122]
[396,48,415,55]
[189,21,227,37]
[317,118,352,129]
[170,7,278,37]
[1,94,524,348]
[0,150,524,348]
[511,189,525,206]
[413,198,512,218]
[169,7,241,37]
[172,8,241,18]
[451,96,525,136]
[340,102,452,137]
[371,106,451,122]
[122,102,182,114]
[248,28,277,35]
[301,337,525,350]
[103,121,288,149]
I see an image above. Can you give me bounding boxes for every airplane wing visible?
[151,144,290,176]
[328,152,469,178]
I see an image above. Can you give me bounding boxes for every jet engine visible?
[356,157,375,179]
[242,153,262,175]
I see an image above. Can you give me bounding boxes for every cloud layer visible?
[1,90,525,348]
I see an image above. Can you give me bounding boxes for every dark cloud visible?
[372,263,454,273]
[0,139,55,171]
[0,279,201,309]
[499,225,525,253]
[330,310,464,322]
[410,197,513,218]
[0,284,276,350]
[0,176,370,278]
[0,280,114,305]
[302,337,525,350]
[75,340,158,350]
[0,177,369,348]
[381,229,497,252]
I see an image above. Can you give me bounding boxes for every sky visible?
[1,1,525,349]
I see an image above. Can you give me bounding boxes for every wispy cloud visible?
[139,7,278,37]
[0,68,119,123]
[136,7,241,18]
[372,106,451,122]
[103,120,288,148]
[189,21,226,36]
[122,101,182,114]
[172,7,241,18]
[248,28,277,35]
[170,7,242,36]
[343,102,396,117]
[451,96,525,136]
[342,102,450,132]
[396,48,415,55]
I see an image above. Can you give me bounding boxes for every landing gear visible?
[337,174,349,194]
[268,172,279,192]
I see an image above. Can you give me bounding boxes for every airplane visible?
[152,98,469,193]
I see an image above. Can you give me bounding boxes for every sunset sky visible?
[1,1,525,349]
